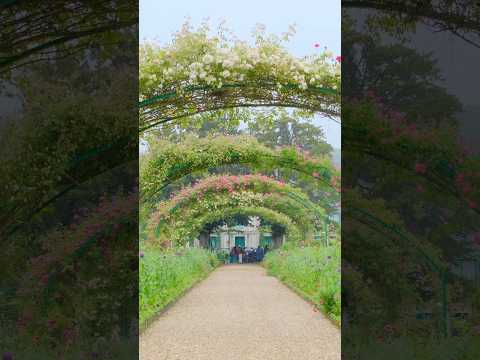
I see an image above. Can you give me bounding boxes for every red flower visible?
[41,274,49,285]
[455,173,465,184]
[468,200,477,209]
[414,162,426,174]
[336,56,342,62]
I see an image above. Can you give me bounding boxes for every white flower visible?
[222,59,234,68]
[203,54,214,64]
[206,75,215,84]
[221,70,231,78]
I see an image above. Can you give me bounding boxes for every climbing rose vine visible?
[139,22,340,99]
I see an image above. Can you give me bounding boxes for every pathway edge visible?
[262,264,340,329]
[140,264,224,335]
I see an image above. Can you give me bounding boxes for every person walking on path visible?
[230,246,238,263]
[256,244,264,262]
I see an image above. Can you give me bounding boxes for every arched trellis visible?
[16,191,138,341]
[153,205,303,247]
[343,189,450,337]
[139,28,340,130]
[141,135,339,201]
[156,174,325,221]
[139,83,340,131]
[149,191,318,245]
[342,99,480,337]
[343,99,480,215]
[8,28,340,239]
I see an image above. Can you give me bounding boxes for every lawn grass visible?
[264,243,341,325]
[139,247,219,330]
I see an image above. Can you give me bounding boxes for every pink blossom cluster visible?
[25,191,138,290]
[173,174,280,202]
[352,97,480,210]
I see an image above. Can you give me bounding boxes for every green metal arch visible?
[139,82,340,131]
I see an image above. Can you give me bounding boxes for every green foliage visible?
[141,135,338,201]
[343,22,461,126]
[147,174,324,246]
[139,248,219,329]
[0,1,137,75]
[264,244,341,324]
[343,334,480,360]
[0,66,137,237]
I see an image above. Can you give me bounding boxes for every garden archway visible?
[149,205,303,247]
[141,135,340,201]
[152,174,325,220]
[139,26,340,130]
[149,189,319,245]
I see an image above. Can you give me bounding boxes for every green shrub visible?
[139,248,219,329]
[264,244,340,324]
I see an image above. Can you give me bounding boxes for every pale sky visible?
[140,0,341,148]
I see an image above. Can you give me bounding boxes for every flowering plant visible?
[13,191,138,348]
[149,189,316,246]
[141,135,339,201]
[139,22,340,129]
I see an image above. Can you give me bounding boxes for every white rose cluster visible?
[140,26,340,100]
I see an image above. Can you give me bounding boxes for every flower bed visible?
[264,244,341,325]
[139,248,219,330]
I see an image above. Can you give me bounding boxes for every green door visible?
[235,236,245,248]
[209,235,220,249]
[260,235,272,247]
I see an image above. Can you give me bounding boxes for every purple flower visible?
[3,352,13,360]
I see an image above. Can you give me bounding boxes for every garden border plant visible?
[139,247,219,331]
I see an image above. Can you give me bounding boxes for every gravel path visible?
[140,264,340,360]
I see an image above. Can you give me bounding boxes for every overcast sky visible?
[140,0,341,148]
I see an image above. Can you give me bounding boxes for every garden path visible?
[140,264,340,360]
